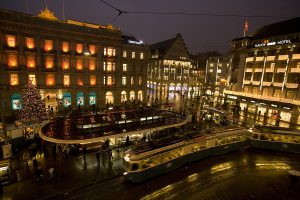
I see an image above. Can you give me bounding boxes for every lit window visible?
[104,62,115,71]
[25,38,35,49]
[10,74,19,85]
[139,77,142,85]
[6,35,16,47]
[77,76,83,86]
[104,47,116,56]
[89,45,96,55]
[296,62,300,68]
[26,55,35,68]
[107,76,113,85]
[46,74,55,86]
[90,75,96,86]
[122,76,126,86]
[28,74,36,85]
[76,43,83,54]
[140,53,144,59]
[62,58,70,70]
[7,54,18,67]
[44,40,53,51]
[131,77,134,85]
[123,63,127,71]
[63,75,70,86]
[89,59,96,71]
[103,76,106,84]
[45,57,54,69]
[123,51,127,58]
[132,52,135,58]
[76,59,83,70]
[62,42,69,52]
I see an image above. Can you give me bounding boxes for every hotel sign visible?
[254,39,291,48]
[128,40,143,45]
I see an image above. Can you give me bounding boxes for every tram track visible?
[141,160,300,200]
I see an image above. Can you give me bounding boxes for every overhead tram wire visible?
[99,0,127,23]
[98,0,289,23]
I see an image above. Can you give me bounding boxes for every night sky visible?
[0,0,299,54]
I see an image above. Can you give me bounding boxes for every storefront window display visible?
[280,110,291,122]
[63,92,71,107]
[89,92,96,105]
[11,93,22,110]
[77,92,84,106]
[0,159,10,185]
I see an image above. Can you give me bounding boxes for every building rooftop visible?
[252,17,300,39]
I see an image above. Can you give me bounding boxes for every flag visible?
[243,19,249,37]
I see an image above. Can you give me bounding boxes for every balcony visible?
[245,68,252,72]
[273,82,283,87]
[277,68,286,73]
[254,68,263,72]
[243,80,251,85]
[256,57,264,62]
[223,89,300,106]
[266,56,275,61]
[262,82,272,86]
[290,68,300,73]
[286,83,299,88]
[252,81,260,85]
[265,68,274,73]
[292,54,300,60]
[246,57,254,62]
[278,55,288,60]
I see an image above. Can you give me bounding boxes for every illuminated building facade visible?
[224,17,300,126]
[147,34,202,103]
[0,9,148,116]
[205,56,232,103]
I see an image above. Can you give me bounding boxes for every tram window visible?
[131,163,139,171]
[260,134,267,140]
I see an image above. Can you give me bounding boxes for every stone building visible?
[0,8,148,117]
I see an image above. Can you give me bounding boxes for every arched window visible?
[77,92,84,106]
[176,83,181,91]
[130,91,135,101]
[105,91,114,104]
[11,93,22,110]
[89,92,96,105]
[121,91,127,102]
[138,90,143,101]
[63,92,71,107]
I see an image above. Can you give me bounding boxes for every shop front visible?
[0,159,10,185]
[280,106,292,122]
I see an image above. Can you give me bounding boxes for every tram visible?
[249,125,300,153]
[123,126,249,183]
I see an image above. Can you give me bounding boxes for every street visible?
[49,148,300,200]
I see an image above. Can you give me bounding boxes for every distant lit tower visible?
[243,18,249,37]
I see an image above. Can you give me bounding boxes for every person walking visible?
[82,145,87,160]
[96,151,100,165]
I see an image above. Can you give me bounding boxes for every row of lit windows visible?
[122,51,144,59]
[5,35,119,56]
[7,54,144,73]
[9,74,142,87]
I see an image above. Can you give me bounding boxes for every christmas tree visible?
[19,83,47,123]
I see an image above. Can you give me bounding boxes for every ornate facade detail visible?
[37,8,58,21]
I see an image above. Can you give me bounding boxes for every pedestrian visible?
[82,145,87,159]
[96,151,100,164]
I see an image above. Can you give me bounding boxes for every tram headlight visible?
[124,154,130,161]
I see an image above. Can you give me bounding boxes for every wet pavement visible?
[2,147,126,200]
[45,148,300,200]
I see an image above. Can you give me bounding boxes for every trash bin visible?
[16,171,22,182]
